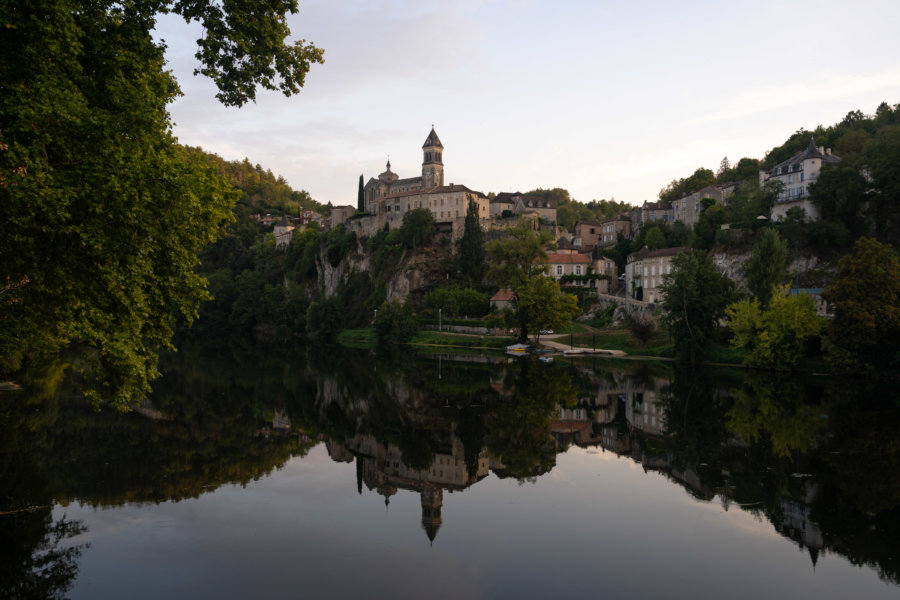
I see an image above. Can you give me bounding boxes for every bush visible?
[423,286,490,317]
[374,300,417,346]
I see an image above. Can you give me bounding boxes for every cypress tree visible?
[458,199,486,283]
[357,174,365,212]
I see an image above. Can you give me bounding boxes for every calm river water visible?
[1,340,898,599]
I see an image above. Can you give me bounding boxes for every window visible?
[575,265,582,275]
[556,265,563,276]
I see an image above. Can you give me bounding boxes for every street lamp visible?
[439,308,442,332]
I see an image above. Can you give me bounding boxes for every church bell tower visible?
[422,126,444,189]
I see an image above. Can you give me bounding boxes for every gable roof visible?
[490,289,516,302]
[545,253,591,264]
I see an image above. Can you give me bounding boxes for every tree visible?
[357,174,365,212]
[486,221,555,341]
[400,208,436,249]
[861,125,900,242]
[643,226,667,250]
[374,300,417,347]
[457,199,485,283]
[726,288,824,369]
[660,250,736,362]
[486,221,554,290]
[808,166,869,237]
[306,297,345,342]
[516,276,579,345]
[744,228,788,307]
[823,238,900,373]
[0,0,323,408]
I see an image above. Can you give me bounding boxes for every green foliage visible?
[285,227,322,282]
[861,124,900,242]
[660,250,736,362]
[658,167,716,203]
[516,276,580,343]
[374,300,417,347]
[823,238,900,373]
[423,287,490,317]
[643,226,666,250]
[0,0,327,408]
[400,208,436,249]
[326,224,357,267]
[808,166,870,240]
[174,1,324,107]
[692,205,727,250]
[744,228,788,307]
[457,199,486,282]
[726,289,824,369]
[193,150,324,217]
[306,297,345,342]
[486,221,554,290]
[716,157,761,184]
[0,3,241,407]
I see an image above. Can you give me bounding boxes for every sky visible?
[153,0,900,209]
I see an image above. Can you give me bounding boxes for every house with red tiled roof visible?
[490,288,516,311]
[545,253,592,283]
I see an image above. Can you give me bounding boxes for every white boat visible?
[505,343,529,355]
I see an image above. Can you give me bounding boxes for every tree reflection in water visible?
[2,338,899,591]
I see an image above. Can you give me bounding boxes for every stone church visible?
[361,127,490,230]
[363,127,446,210]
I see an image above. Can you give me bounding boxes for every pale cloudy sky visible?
[153,0,900,208]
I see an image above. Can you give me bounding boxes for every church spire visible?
[422,126,444,188]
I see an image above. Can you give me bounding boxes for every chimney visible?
[818,146,824,154]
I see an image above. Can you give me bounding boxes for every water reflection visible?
[2,340,899,594]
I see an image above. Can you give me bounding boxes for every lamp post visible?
[439,308,442,332]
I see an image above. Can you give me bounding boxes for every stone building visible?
[670,184,729,228]
[360,127,490,235]
[625,246,689,303]
[599,215,633,246]
[762,137,840,222]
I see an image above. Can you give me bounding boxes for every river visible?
[1,339,898,599]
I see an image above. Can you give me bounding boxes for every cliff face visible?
[711,248,833,291]
[318,240,451,304]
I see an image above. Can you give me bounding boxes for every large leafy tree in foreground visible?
[823,237,900,373]
[660,250,735,362]
[0,0,323,408]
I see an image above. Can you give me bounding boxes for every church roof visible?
[422,127,443,149]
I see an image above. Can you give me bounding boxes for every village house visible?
[574,220,602,248]
[599,215,633,246]
[625,246,688,303]
[490,288,516,311]
[670,184,729,228]
[545,252,591,280]
[489,195,516,219]
[329,205,356,229]
[273,216,295,247]
[761,137,840,222]
[639,200,674,226]
[491,192,558,224]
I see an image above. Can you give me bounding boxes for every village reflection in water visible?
[1,340,898,596]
